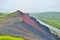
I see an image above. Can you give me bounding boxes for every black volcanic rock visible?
[0,10,58,40]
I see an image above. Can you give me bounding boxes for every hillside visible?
[31,12,60,29]
[0,11,59,40]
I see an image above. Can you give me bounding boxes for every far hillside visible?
[0,13,8,17]
[31,12,60,29]
[0,11,17,17]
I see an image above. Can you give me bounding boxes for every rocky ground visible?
[0,10,59,40]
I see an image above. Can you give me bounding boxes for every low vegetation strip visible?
[0,36,24,40]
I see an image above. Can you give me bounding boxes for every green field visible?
[0,13,8,17]
[0,36,24,40]
[31,12,60,29]
[0,11,20,17]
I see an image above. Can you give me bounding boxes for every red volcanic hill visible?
[0,10,58,40]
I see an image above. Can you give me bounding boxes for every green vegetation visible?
[0,13,8,17]
[7,11,17,16]
[31,12,60,29]
[0,11,17,17]
[0,36,24,40]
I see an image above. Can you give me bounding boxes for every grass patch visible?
[0,14,8,17]
[42,19,60,29]
[0,11,18,18]
[0,36,24,40]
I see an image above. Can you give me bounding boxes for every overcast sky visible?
[0,0,60,13]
